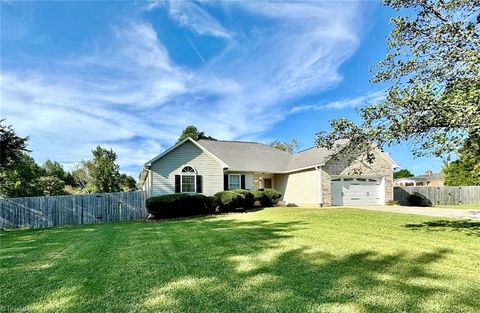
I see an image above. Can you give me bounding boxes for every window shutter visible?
[224,175,228,190]
[196,175,203,193]
[175,175,181,193]
[241,175,246,189]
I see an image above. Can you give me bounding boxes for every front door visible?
[263,178,272,189]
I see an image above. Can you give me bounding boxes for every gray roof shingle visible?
[197,140,292,172]
[197,139,347,172]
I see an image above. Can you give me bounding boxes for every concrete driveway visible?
[341,205,480,220]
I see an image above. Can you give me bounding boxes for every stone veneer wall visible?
[321,150,394,206]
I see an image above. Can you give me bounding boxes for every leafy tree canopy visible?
[119,173,138,192]
[42,160,75,186]
[268,138,299,153]
[393,169,414,179]
[0,120,30,170]
[0,123,137,197]
[177,125,216,143]
[72,146,138,193]
[35,176,66,196]
[443,134,480,186]
[88,146,121,193]
[0,153,44,198]
[316,0,480,162]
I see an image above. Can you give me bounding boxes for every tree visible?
[42,160,75,186]
[0,120,30,170]
[119,174,138,192]
[88,146,121,193]
[0,154,43,198]
[268,138,299,153]
[316,0,480,161]
[177,125,216,143]
[71,150,137,194]
[35,176,66,196]
[72,160,93,189]
[393,169,414,179]
[443,134,480,186]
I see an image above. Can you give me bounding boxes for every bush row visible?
[146,188,282,219]
[145,193,213,218]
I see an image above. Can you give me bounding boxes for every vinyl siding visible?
[150,141,224,196]
[274,169,320,206]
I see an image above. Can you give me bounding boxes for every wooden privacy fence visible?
[0,191,147,229]
[394,186,480,206]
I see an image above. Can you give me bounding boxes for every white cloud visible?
[289,90,386,114]
[1,2,366,177]
[165,1,232,39]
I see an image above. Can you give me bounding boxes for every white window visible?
[181,166,196,193]
[229,174,241,189]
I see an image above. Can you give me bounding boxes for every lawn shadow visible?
[405,220,480,237]
[1,215,478,312]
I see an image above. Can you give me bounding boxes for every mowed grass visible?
[1,208,479,313]
[435,204,480,210]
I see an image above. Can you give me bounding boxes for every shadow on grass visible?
[1,216,478,312]
[405,220,480,237]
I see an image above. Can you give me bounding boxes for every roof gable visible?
[145,138,228,168]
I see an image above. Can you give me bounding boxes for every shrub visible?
[212,189,254,212]
[407,192,432,207]
[231,189,255,209]
[146,194,213,219]
[252,188,282,207]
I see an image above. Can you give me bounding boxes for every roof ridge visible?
[199,139,294,154]
[294,145,317,154]
[199,139,262,144]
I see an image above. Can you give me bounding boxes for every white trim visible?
[281,163,325,174]
[316,166,323,205]
[377,151,400,169]
[180,165,197,193]
[180,174,196,193]
[149,170,152,197]
[228,174,241,189]
[145,137,229,168]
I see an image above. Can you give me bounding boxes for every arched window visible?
[180,166,196,193]
[182,166,196,174]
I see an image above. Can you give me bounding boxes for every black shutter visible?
[241,175,246,189]
[196,175,203,193]
[224,175,228,190]
[175,175,181,193]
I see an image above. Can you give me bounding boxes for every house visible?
[393,170,444,187]
[139,138,399,207]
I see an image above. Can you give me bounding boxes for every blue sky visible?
[1,1,445,178]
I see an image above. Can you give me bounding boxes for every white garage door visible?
[331,177,383,206]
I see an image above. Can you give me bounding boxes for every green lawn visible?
[1,208,479,313]
[435,204,480,210]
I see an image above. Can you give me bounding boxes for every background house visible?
[393,170,444,187]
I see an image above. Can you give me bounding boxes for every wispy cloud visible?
[165,1,232,39]
[2,1,366,176]
[289,89,386,114]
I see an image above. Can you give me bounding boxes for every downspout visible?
[147,166,152,198]
[315,165,323,207]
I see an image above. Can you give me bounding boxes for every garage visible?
[331,177,383,206]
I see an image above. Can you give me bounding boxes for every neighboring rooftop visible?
[394,170,442,181]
